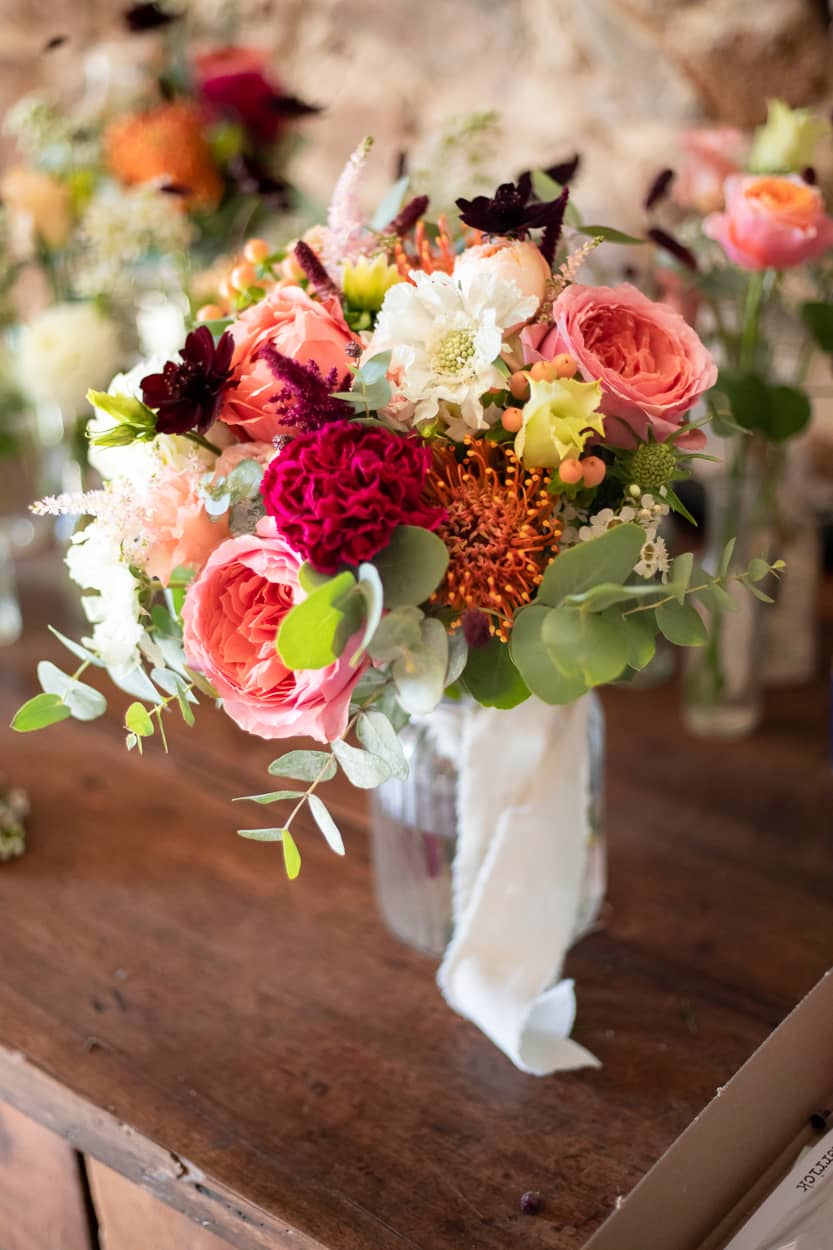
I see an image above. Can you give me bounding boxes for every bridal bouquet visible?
[12,140,778,876]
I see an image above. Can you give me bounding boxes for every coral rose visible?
[522,284,716,447]
[182,520,364,741]
[219,286,360,442]
[454,238,551,311]
[140,463,229,586]
[704,174,833,270]
[672,127,746,214]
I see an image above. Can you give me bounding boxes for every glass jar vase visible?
[369,693,605,958]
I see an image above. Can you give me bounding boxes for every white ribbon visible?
[436,695,601,1075]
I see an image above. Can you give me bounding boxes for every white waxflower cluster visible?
[75,185,195,299]
[579,490,672,582]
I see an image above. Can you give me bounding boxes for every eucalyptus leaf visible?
[353,562,385,664]
[367,605,423,662]
[237,827,286,842]
[538,524,645,606]
[541,606,629,686]
[461,637,530,709]
[332,739,392,788]
[277,570,357,669]
[371,177,409,231]
[667,552,694,604]
[108,664,164,704]
[11,692,72,732]
[372,526,449,608]
[655,599,707,646]
[580,224,646,245]
[282,829,302,879]
[445,631,469,687]
[48,626,104,668]
[356,709,408,779]
[307,795,345,855]
[37,661,107,721]
[509,606,588,704]
[124,702,155,737]
[622,612,657,671]
[392,618,448,716]
[268,750,337,782]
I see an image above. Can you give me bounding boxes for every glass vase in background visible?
[761,501,820,688]
[683,446,778,739]
[369,693,605,958]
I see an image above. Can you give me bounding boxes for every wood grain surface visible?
[0,554,830,1250]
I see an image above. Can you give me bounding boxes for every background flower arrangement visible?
[10,138,780,877]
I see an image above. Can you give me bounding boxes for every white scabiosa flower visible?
[18,302,122,417]
[372,268,537,435]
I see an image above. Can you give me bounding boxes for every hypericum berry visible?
[243,237,271,263]
[628,440,678,492]
[550,352,577,378]
[558,458,584,485]
[530,360,557,382]
[230,262,258,291]
[195,303,223,322]
[501,406,524,433]
[509,370,530,401]
[580,455,606,487]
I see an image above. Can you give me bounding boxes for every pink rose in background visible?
[195,46,284,145]
[219,286,360,442]
[182,519,365,741]
[704,174,833,270]
[141,464,229,586]
[522,283,716,447]
[672,127,746,214]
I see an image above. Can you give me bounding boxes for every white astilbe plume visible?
[551,236,603,296]
[322,136,373,272]
[32,490,108,519]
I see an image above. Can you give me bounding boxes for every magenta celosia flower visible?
[260,424,445,573]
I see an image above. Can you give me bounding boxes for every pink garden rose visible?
[141,463,229,586]
[522,283,716,447]
[704,174,833,270]
[182,519,365,741]
[219,286,360,442]
[672,127,746,214]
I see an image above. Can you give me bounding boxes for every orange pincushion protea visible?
[105,101,222,210]
[424,438,560,641]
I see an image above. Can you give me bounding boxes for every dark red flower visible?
[260,424,445,573]
[194,47,319,146]
[141,327,235,436]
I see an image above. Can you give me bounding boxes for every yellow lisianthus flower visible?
[514,375,605,468]
[342,253,403,312]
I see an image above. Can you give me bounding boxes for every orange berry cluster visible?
[195,238,272,322]
[500,353,606,488]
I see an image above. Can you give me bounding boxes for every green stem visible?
[186,431,222,456]
[739,270,767,372]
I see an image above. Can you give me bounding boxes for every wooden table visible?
[0,556,831,1250]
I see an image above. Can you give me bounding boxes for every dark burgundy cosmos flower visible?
[544,154,581,185]
[457,174,569,263]
[124,3,179,31]
[141,327,235,436]
[254,342,352,434]
[647,226,699,272]
[260,424,445,574]
[644,167,675,211]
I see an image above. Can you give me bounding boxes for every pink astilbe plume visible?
[322,136,373,272]
[254,341,353,433]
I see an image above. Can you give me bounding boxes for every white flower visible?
[75,185,194,300]
[371,268,537,435]
[18,302,122,416]
[633,492,670,532]
[634,535,671,582]
[578,506,637,543]
[65,521,144,671]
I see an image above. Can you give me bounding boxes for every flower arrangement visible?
[12,140,779,876]
[640,99,833,729]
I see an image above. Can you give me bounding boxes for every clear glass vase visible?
[369,693,605,957]
[683,450,777,739]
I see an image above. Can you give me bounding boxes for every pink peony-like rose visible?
[141,464,229,586]
[182,519,365,741]
[672,127,746,214]
[195,46,284,145]
[453,238,551,311]
[522,283,716,447]
[704,174,833,271]
[219,286,360,442]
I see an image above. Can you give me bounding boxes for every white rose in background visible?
[18,303,122,419]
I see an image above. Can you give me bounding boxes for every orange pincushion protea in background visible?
[105,100,223,209]
[424,439,560,642]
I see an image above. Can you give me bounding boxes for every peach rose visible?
[454,238,551,310]
[219,286,360,442]
[672,127,746,214]
[522,283,716,447]
[0,165,71,249]
[704,174,833,270]
[141,464,229,585]
[182,519,365,741]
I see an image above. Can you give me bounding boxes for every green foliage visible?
[509,606,589,704]
[307,795,344,855]
[332,738,392,787]
[460,637,530,709]
[282,829,302,879]
[11,692,72,732]
[371,175,409,230]
[538,523,645,606]
[333,351,393,414]
[655,599,707,646]
[372,525,449,608]
[125,702,154,736]
[86,391,157,447]
[37,661,107,721]
[579,224,646,246]
[268,750,337,782]
[356,710,408,779]
[237,827,287,842]
[717,371,811,442]
[391,616,449,715]
[542,606,629,685]
[277,570,360,669]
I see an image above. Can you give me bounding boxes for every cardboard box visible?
[585,971,833,1250]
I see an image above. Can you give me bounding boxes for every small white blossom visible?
[578,506,637,543]
[634,492,670,532]
[634,535,671,582]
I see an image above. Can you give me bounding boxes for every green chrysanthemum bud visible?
[628,441,678,492]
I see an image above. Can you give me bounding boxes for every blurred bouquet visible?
[11,139,779,1071]
[640,99,833,732]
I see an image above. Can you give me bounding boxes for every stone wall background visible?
[0,0,831,226]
